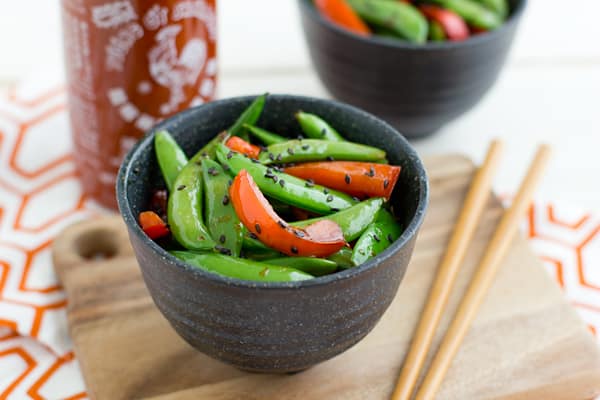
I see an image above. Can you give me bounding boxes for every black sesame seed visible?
[272,175,278,183]
[287,148,295,155]
[268,153,275,161]
[222,195,230,205]
[133,167,140,174]
[208,166,218,176]
[214,245,232,256]
[277,220,287,229]
[321,128,327,136]
[291,246,298,254]
[264,172,274,179]
[326,156,334,161]
[345,174,351,184]
[305,180,314,188]
[297,135,303,140]
[259,145,267,152]
[326,195,333,202]
[223,164,231,172]
[373,234,381,242]
[279,179,286,187]
[195,160,203,165]
[352,196,360,202]
[387,233,394,243]
[255,223,262,234]
[251,158,260,164]
[293,230,305,238]
[323,188,329,194]
[228,179,233,186]
[227,151,234,159]
[301,144,309,150]
[248,232,258,240]
[276,154,283,161]
[331,207,340,212]
[369,167,375,177]
[201,151,208,158]
[177,185,186,191]
[267,167,273,174]
[384,179,389,189]
[219,234,226,244]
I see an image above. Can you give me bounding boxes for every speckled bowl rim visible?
[298,0,527,51]
[117,94,429,290]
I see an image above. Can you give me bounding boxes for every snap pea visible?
[167,152,215,251]
[258,139,386,165]
[263,257,338,276]
[171,251,313,282]
[154,130,188,192]
[351,209,403,265]
[229,93,267,141]
[202,159,244,257]
[327,247,356,269]
[195,131,229,160]
[292,198,384,242]
[476,0,508,19]
[295,112,345,141]
[243,248,282,261]
[429,21,446,41]
[216,143,357,214]
[430,0,503,30]
[347,0,428,44]
[244,124,287,145]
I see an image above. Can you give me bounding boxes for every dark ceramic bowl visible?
[298,0,527,138]
[116,95,428,373]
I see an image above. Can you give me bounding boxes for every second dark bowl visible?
[298,0,527,138]
[117,95,428,373]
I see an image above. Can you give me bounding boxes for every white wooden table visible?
[1,0,599,210]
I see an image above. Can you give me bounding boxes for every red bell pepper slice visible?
[419,5,469,41]
[225,136,261,159]
[139,211,170,240]
[284,161,401,200]
[315,0,371,37]
[230,170,346,257]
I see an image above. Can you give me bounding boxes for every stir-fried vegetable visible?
[139,95,404,282]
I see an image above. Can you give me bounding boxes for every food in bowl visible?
[138,94,405,282]
[313,0,510,43]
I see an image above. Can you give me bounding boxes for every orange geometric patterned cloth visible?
[1,81,599,399]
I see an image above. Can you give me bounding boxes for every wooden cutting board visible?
[52,155,600,400]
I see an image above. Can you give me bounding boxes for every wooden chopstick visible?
[413,144,552,400]
[391,140,504,400]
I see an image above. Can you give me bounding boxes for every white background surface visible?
[1,0,599,210]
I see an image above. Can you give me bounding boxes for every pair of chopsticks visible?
[391,141,552,400]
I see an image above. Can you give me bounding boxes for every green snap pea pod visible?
[243,233,271,251]
[202,159,244,257]
[295,112,345,141]
[195,131,229,160]
[216,143,357,214]
[154,130,188,192]
[430,0,502,30]
[167,153,215,251]
[259,139,386,165]
[229,93,267,141]
[243,248,282,261]
[171,251,313,282]
[292,198,384,242]
[327,247,355,269]
[476,0,508,19]
[429,21,447,41]
[263,257,338,276]
[244,124,287,145]
[351,209,403,265]
[347,0,428,43]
